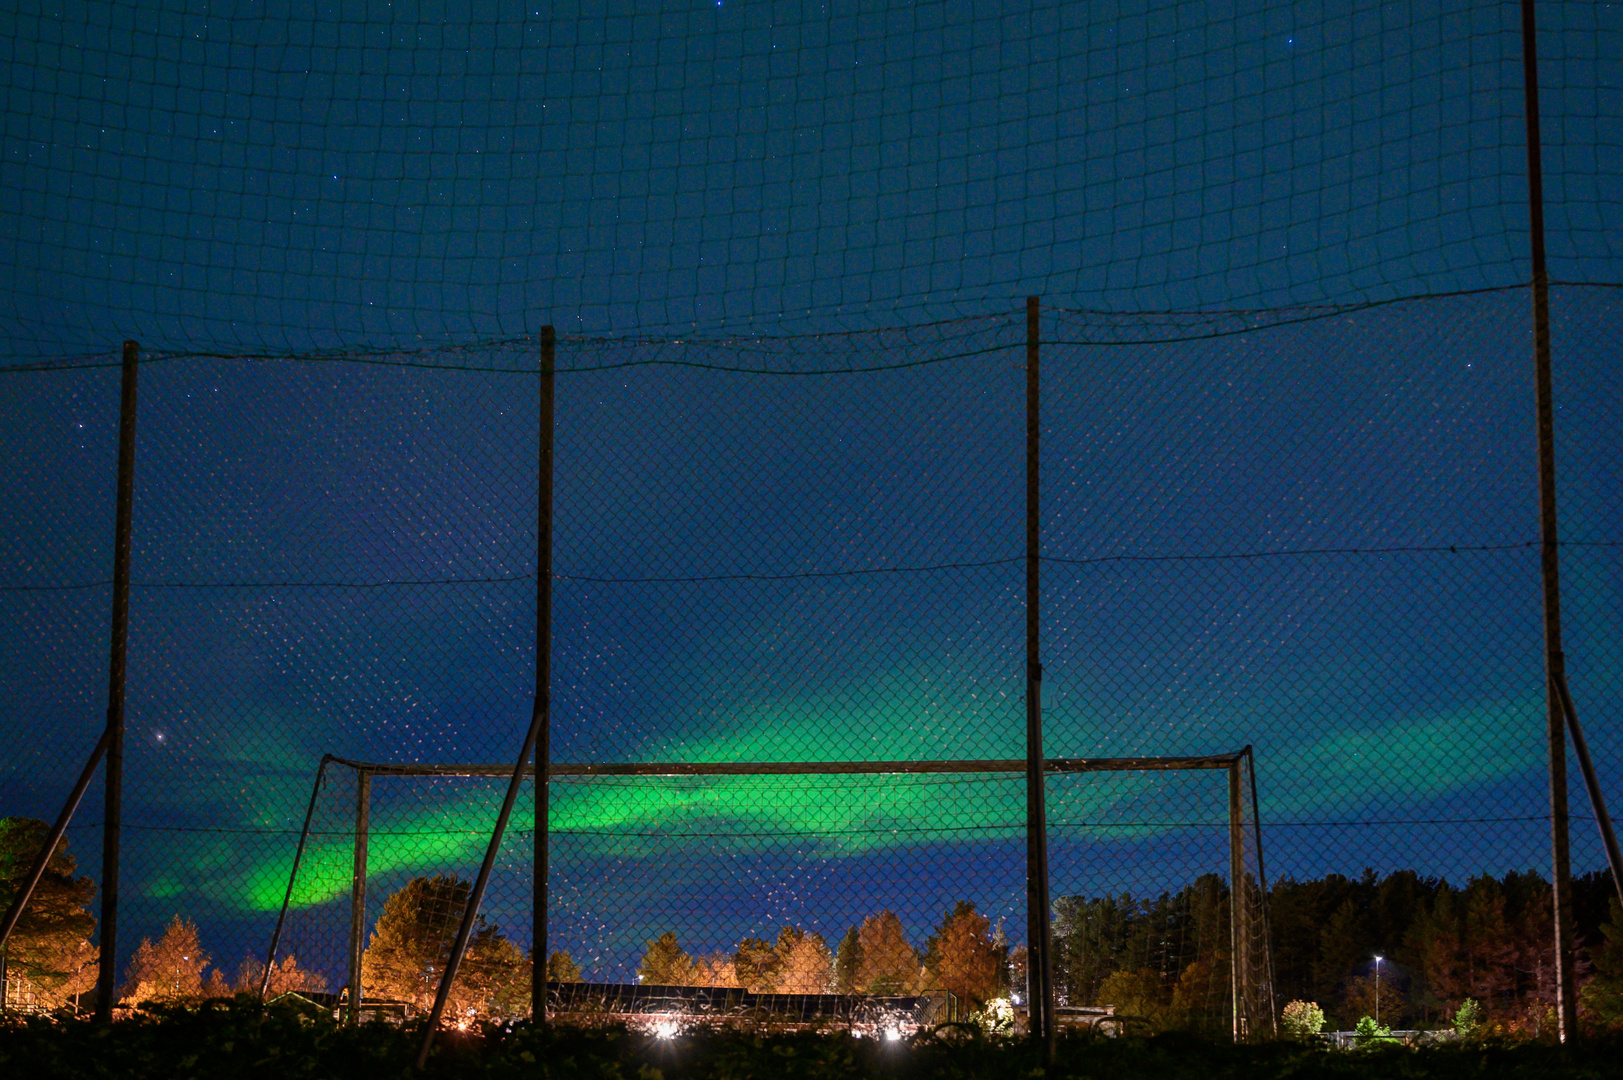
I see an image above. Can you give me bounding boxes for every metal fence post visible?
[1023,297,1054,1050]
[1519,0,1579,1040]
[534,325,555,1017]
[95,339,140,1023]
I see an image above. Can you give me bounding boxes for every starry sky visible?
[1,1,1620,982]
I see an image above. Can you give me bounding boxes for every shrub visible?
[1453,997,1482,1039]
[1355,1015,1394,1046]
[1280,1000,1325,1039]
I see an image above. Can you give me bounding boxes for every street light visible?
[1374,956,1383,1028]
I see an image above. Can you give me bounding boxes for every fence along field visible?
[1,0,1621,1051]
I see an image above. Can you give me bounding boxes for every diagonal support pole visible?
[0,729,112,953]
[258,757,332,999]
[1552,664,1623,908]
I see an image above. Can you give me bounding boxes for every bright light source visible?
[652,1020,679,1040]
[883,1026,902,1042]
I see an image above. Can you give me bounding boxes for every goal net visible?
[263,750,1274,1036]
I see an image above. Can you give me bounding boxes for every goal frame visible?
[263,746,1275,1037]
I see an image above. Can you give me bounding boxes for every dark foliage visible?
[5,997,1623,1080]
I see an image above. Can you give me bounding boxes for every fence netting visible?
[4,2,1620,356]
[2,0,1622,1041]
[4,285,1620,1034]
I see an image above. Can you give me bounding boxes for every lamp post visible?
[1374,956,1383,1028]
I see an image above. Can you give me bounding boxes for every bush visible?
[1454,997,1482,1039]
[1279,1000,1325,1039]
[1355,1014,1395,1046]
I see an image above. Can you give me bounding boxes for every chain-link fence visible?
[3,0,1622,1043]
[3,285,1620,1035]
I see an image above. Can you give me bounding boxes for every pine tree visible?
[637,931,694,985]
[776,932,834,994]
[733,935,779,992]
[545,949,583,982]
[360,874,523,1017]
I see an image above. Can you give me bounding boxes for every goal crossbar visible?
[321,750,1252,779]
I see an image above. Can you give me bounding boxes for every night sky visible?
[2,1,1621,983]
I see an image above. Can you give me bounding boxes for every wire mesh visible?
[269,755,1274,1031]
[1,0,1621,1043]
[1,287,1620,1036]
[5,2,1620,355]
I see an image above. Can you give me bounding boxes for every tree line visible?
[629,900,1010,1010]
[6,816,1623,1032]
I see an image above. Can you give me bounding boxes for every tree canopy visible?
[856,910,920,995]
[925,901,1001,1009]
[361,874,527,1019]
[637,931,695,986]
[120,915,209,1004]
[0,817,98,1008]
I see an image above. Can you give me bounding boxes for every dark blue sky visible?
[1,1,1620,982]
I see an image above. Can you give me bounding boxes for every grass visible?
[3,999,1622,1079]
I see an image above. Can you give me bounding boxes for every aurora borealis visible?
[2,1,1621,985]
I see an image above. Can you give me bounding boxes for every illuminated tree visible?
[1279,999,1326,1038]
[465,933,530,1019]
[545,949,583,982]
[637,931,694,985]
[925,902,1000,1009]
[733,935,779,992]
[0,817,97,1008]
[690,952,741,987]
[361,874,524,1017]
[1097,967,1170,1027]
[232,954,329,996]
[856,910,919,995]
[776,932,834,994]
[120,915,209,1003]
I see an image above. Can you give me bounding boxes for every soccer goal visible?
[262,748,1274,1037]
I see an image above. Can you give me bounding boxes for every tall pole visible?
[414,326,559,1067]
[534,325,556,1016]
[1024,297,1054,1048]
[1374,956,1383,1029]
[1519,0,1579,1040]
[95,340,140,1023]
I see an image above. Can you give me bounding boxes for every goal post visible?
[264,748,1274,1037]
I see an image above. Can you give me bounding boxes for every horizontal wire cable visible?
[9,540,1621,593]
[8,282,1620,377]
[60,812,1574,840]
